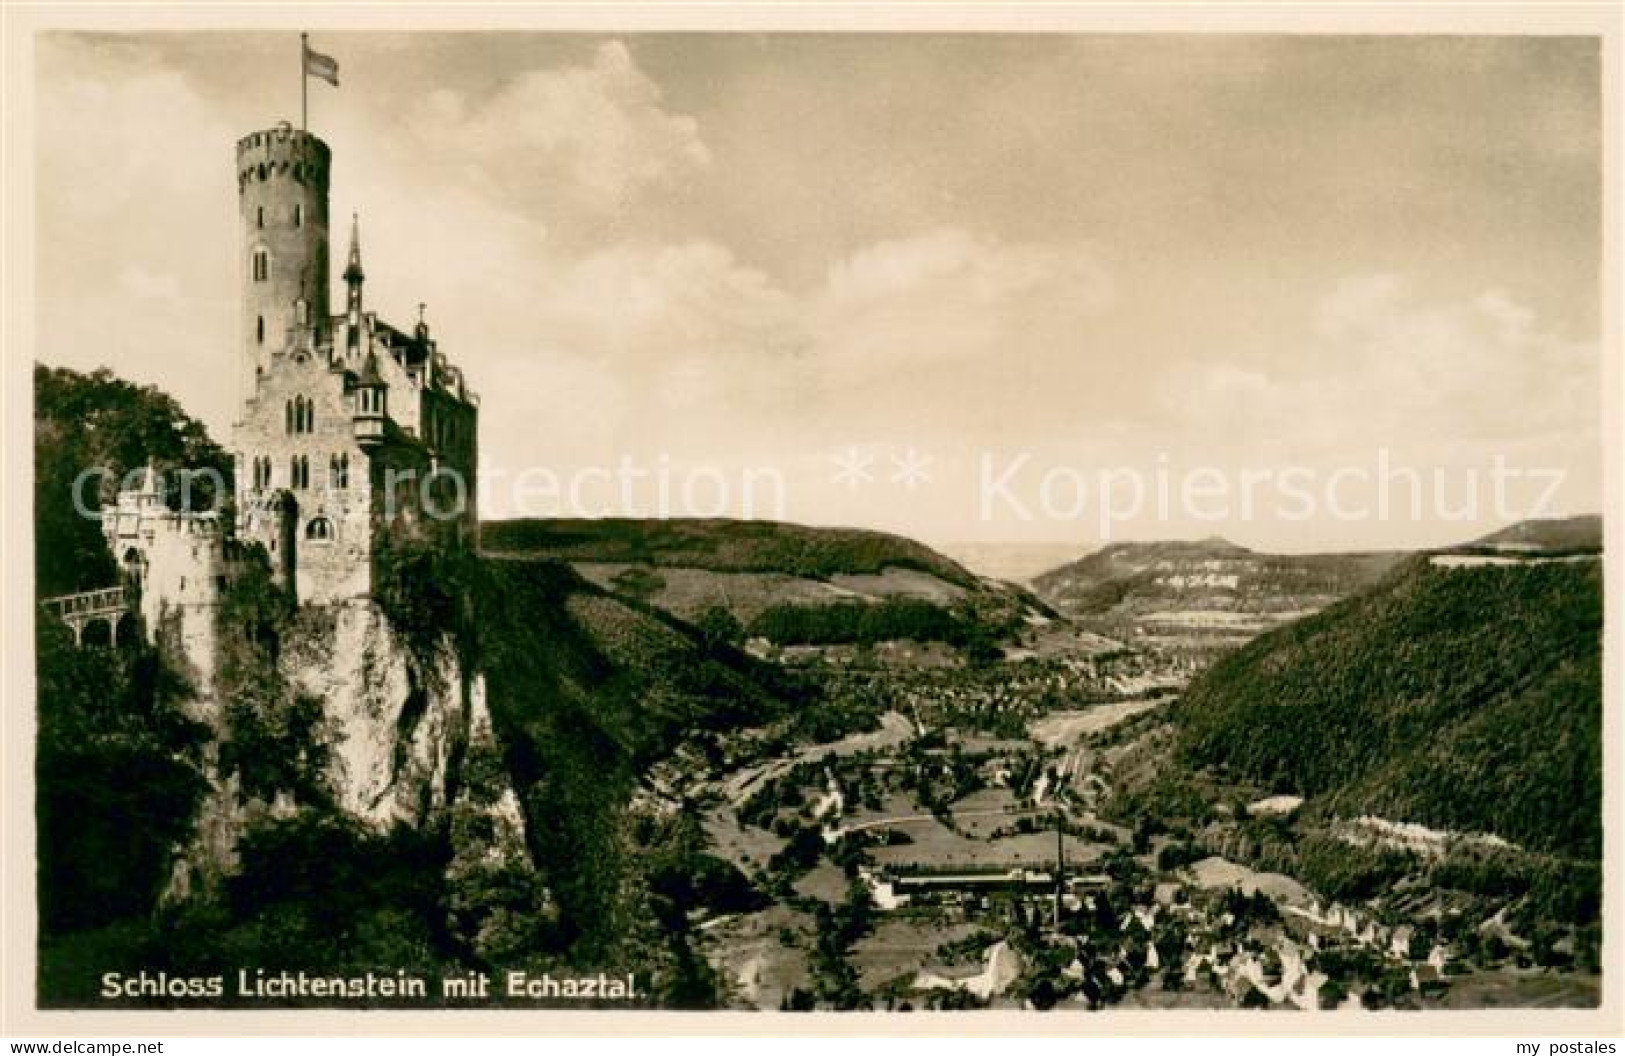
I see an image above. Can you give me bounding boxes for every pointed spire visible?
[136,458,162,508]
[358,349,385,386]
[344,211,365,286]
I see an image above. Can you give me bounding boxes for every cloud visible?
[812,228,1115,379]
[1170,276,1599,462]
[409,40,710,216]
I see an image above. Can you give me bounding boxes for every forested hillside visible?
[1171,555,1603,856]
[482,517,981,589]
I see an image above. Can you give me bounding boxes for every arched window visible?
[286,395,314,435]
[285,400,294,434]
[252,248,269,282]
[330,453,350,490]
[123,547,145,588]
[305,516,333,541]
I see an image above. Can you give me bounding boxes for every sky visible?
[33,31,1604,552]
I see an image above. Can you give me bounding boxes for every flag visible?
[303,41,339,87]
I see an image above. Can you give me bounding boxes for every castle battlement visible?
[235,125,332,188]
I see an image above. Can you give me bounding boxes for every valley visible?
[30,368,1603,1011]
[517,515,1604,1011]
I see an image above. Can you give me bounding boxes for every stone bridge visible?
[40,586,130,647]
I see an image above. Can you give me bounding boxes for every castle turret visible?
[237,124,332,404]
[353,351,387,448]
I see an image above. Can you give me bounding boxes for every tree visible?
[696,605,744,650]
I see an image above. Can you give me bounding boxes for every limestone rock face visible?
[164,597,532,900]
[282,601,466,825]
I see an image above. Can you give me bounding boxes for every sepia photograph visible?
[2,3,1620,1041]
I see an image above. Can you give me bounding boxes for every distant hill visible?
[482,518,1035,658]
[482,518,981,589]
[1029,537,1405,654]
[1170,549,1602,857]
[1464,516,1602,553]
[935,541,1091,585]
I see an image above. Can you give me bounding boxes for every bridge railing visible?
[39,586,128,618]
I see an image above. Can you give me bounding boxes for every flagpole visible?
[300,33,308,130]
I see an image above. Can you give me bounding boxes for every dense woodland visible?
[1171,556,1603,858]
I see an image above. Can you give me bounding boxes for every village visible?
[674,646,1554,1012]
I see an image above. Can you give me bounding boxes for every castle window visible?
[256,206,264,228]
[305,517,333,541]
[252,248,269,282]
[287,395,314,435]
[294,204,303,228]
[256,315,265,345]
[330,453,350,490]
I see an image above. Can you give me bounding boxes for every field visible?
[1030,699,1165,747]
[849,917,982,992]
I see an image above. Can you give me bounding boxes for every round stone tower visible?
[236,124,332,403]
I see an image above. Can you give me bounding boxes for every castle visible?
[103,120,479,655]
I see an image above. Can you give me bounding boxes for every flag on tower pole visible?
[301,34,339,129]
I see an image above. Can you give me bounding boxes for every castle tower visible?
[237,124,332,404]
